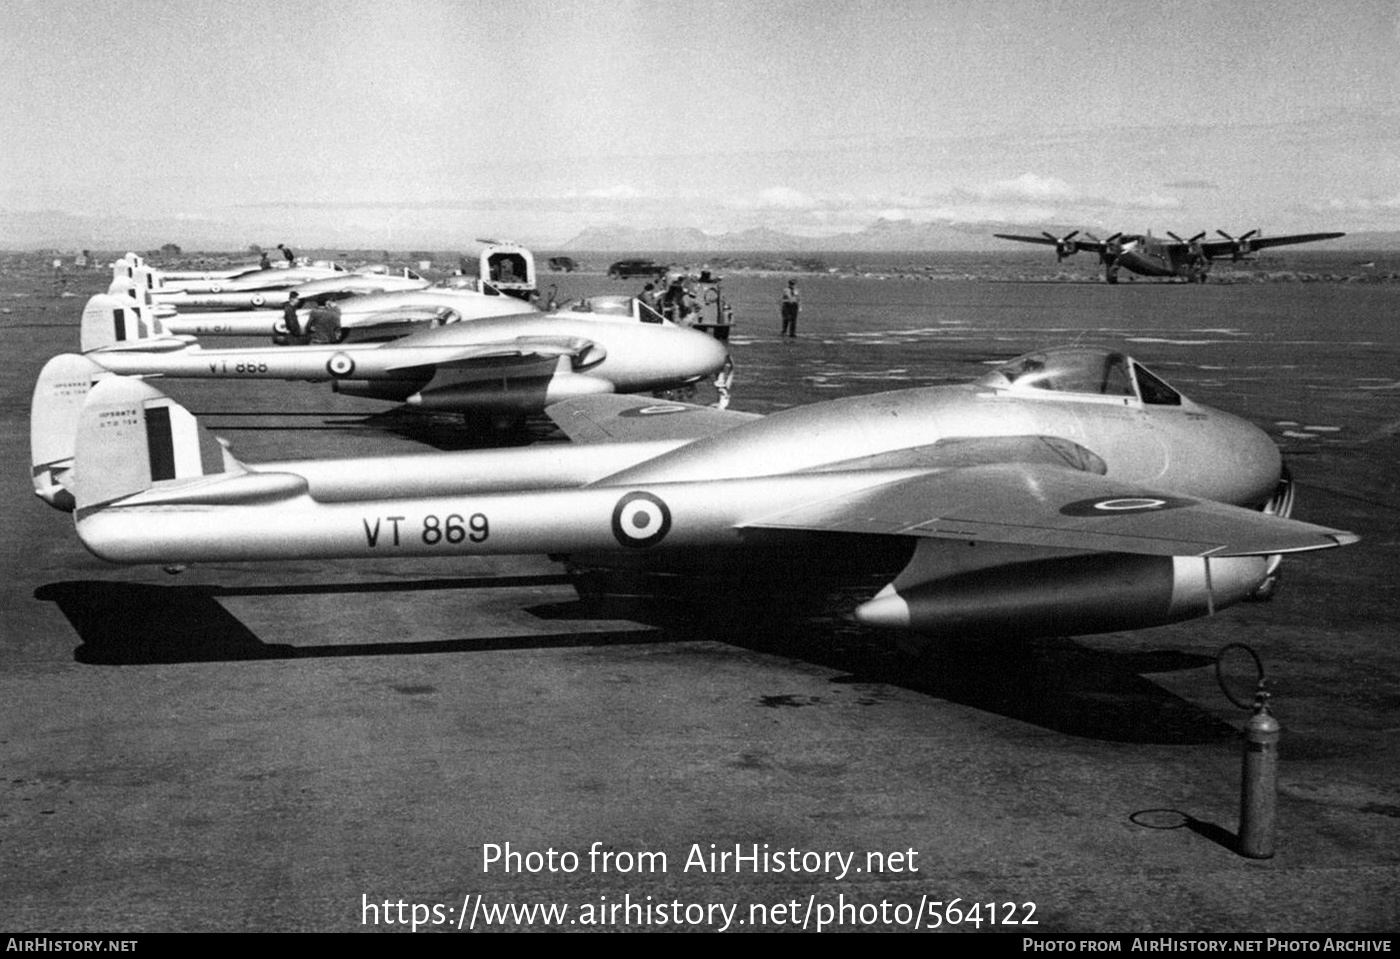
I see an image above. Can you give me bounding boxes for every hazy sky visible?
[3,0,1398,247]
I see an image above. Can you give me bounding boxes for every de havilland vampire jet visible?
[115,262,427,312]
[111,253,348,298]
[75,293,730,417]
[101,270,535,341]
[43,346,1355,643]
[994,229,1346,283]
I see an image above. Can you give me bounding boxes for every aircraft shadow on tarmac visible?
[530,593,1236,745]
[35,575,1232,745]
[35,577,670,667]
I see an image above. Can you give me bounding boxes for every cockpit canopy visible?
[431,275,504,296]
[977,347,1183,406]
[557,295,668,325]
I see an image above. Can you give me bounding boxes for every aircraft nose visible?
[1216,410,1284,506]
[682,327,730,377]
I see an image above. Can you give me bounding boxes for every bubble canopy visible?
[976,347,1183,406]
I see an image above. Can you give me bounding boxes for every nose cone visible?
[680,327,730,379]
[1205,408,1283,507]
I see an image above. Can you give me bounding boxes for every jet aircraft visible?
[112,253,348,297]
[100,270,533,341]
[994,229,1345,283]
[47,346,1355,643]
[76,293,730,417]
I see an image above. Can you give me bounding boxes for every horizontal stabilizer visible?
[744,463,1358,557]
[547,394,758,444]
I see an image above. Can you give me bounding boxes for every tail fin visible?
[80,293,186,352]
[31,354,111,511]
[73,376,242,514]
[107,254,146,294]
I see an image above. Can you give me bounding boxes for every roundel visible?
[209,283,223,293]
[1060,495,1192,517]
[250,293,266,307]
[619,403,690,418]
[326,352,356,377]
[273,319,288,335]
[611,491,672,548]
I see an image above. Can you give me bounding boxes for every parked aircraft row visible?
[994,228,1345,283]
[91,246,728,419]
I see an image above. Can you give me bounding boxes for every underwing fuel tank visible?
[854,540,1268,637]
[332,378,430,402]
[405,372,615,412]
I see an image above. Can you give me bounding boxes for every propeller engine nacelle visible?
[1042,230,1081,261]
[1217,229,1260,261]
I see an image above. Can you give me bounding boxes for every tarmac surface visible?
[1,261,1397,933]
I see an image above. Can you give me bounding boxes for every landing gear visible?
[1104,264,1119,284]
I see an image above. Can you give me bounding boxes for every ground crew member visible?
[780,278,800,338]
[281,292,306,344]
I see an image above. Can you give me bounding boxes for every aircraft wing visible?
[342,305,461,327]
[1199,232,1345,258]
[381,335,605,373]
[743,463,1356,557]
[547,395,759,443]
[993,233,1108,254]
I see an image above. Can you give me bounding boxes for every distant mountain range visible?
[562,220,1400,253]
[4,206,1397,254]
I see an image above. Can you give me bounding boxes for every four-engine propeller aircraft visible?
[45,346,1355,643]
[994,229,1345,283]
[76,293,730,417]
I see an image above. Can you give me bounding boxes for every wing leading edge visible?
[742,463,1356,557]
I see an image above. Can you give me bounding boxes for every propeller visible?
[1216,229,1259,261]
[1042,230,1081,261]
[1086,232,1127,256]
[1085,232,1128,282]
[1167,231,1207,244]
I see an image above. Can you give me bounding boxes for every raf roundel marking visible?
[250,293,266,307]
[611,491,672,548]
[619,404,691,418]
[1060,495,1193,517]
[1094,497,1168,511]
[326,352,356,377]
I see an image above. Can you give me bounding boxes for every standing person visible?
[259,250,271,270]
[280,292,305,344]
[306,295,341,343]
[662,274,687,323]
[277,243,296,267]
[638,282,659,312]
[780,278,800,338]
